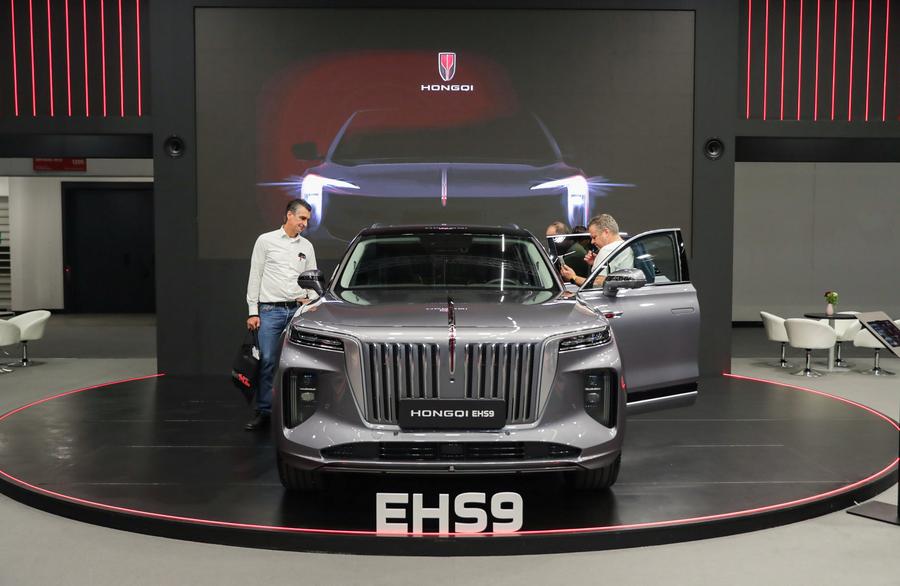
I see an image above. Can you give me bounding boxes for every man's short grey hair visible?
[285,198,312,216]
[546,221,571,235]
[588,214,619,234]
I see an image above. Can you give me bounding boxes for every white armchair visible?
[5,310,51,367]
[760,311,793,368]
[0,321,21,374]
[784,318,837,377]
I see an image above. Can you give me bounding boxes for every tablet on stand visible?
[846,311,900,526]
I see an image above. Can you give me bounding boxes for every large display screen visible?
[195,9,695,265]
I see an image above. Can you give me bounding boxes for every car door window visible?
[584,231,684,289]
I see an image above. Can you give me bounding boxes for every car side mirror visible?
[292,142,323,161]
[298,269,325,296]
[602,268,647,297]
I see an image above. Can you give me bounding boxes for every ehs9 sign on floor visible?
[376,492,524,534]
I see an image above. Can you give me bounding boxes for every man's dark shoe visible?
[244,411,271,431]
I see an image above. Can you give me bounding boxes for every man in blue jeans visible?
[245,199,317,430]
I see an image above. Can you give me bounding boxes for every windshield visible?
[331,112,560,166]
[336,233,559,292]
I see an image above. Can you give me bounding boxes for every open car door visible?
[576,229,699,414]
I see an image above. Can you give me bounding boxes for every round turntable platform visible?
[0,373,896,555]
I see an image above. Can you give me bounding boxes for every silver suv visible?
[273,225,699,491]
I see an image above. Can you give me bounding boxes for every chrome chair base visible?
[792,368,824,377]
[861,368,895,376]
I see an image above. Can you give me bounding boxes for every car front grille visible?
[464,343,539,424]
[365,343,440,423]
[321,442,580,462]
[362,342,541,425]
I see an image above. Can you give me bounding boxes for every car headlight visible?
[558,329,611,352]
[289,327,344,352]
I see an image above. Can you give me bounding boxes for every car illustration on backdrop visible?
[284,110,623,239]
[273,224,699,492]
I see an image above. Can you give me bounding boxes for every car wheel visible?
[567,454,621,491]
[277,453,325,492]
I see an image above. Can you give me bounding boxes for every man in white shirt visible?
[244,199,317,430]
[560,213,633,288]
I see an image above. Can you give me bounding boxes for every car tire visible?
[567,454,621,491]
[277,453,325,492]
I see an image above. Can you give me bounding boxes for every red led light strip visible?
[136,0,142,116]
[100,0,107,116]
[65,0,72,116]
[865,0,874,120]
[0,373,895,538]
[831,0,839,120]
[764,0,771,119]
[82,0,89,116]
[10,0,19,116]
[28,0,35,116]
[117,0,123,117]
[815,0,822,120]
[781,0,787,120]
[797,0,805,119]
[746,0,753,119]
[849,0,857,120]
[884,0,891,122]
[46,0,54,117]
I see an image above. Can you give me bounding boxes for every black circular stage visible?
[0,373,896,555]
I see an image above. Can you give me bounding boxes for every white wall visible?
[2,159,153,311]
[733,162,900,321]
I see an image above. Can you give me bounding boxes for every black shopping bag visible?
[231,330,260,404]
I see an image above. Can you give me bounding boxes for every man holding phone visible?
[560,214,632,288]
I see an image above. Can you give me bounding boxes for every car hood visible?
[306,162,582,198]
[295,289,604,334]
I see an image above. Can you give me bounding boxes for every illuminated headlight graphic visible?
[531,175,590,226]
[289,327,345,352]
[300,174,360,230]
[558,328,611,352]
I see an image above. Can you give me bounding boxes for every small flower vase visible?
[825,303,834,316]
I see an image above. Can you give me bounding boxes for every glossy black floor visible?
[0,374,896,555]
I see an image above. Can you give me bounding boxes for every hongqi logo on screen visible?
[422,51,473,92]
[438,52,456,81]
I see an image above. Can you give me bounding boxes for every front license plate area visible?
[398,399,506,430]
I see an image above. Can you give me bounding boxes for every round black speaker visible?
[703,138,725,160]
[163,135,186,158]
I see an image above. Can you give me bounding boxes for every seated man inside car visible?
[560,213,633,288]
[546,220,592,283]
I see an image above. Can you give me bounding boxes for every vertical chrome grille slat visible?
[509,344,521,421]
[371,344,384,421]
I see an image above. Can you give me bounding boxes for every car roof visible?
[358,224,534,238]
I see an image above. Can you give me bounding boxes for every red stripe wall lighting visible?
[744,0,899,121]
[0,0,146,117]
